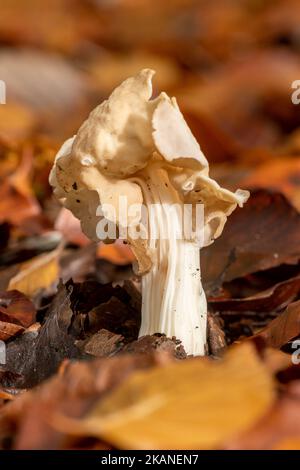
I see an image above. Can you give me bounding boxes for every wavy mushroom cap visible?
[50,69,249,272]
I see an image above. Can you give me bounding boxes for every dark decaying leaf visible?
[2,282,81,388]
[87,295,140,343]
[202,190,300,295]
[209,274,300,313]
[0,280,142,388]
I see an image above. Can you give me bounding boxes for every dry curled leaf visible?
[0,290,36,328]
[0,320,24,342]
[253,300,300,349]
[209,274,300,313]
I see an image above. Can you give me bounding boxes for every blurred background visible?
[1,2,300,450]
[0,0,300,260]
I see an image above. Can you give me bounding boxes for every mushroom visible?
[50,69,249,356]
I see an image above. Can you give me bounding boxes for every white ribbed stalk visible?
[133,164,207,356]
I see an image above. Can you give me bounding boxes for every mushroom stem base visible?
[140,239,207,356]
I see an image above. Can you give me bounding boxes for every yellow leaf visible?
[70,343,275,449]
[274,437,300,450]
[8,248,60,298]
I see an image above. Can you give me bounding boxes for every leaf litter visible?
[0,0,300,451]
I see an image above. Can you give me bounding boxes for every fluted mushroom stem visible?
[135,164,207,356]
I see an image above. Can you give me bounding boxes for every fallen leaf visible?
[253,300,300,348]
[73,343,274,450]
[97,240,136,266]
[207,313,227,356]
[87,295,140,343]
[0,389,14,401]
[202,190,300,295]
[240,157,300,211]
[224,382,300,450]
[0,352,175,450]
[76,329,124,358]
[0,103,36,143]
[180,50,300,154]
[0,231,62,266]
[2,283,78,388]
[0,290,36,328]
[8,247,61,298]
[274,437,300,450]
[0,146,40,227]
[0,320,24,342]
[1,280,141,388]
[123,334,186,359]
[0,0,101,53]
[209,274,300,313]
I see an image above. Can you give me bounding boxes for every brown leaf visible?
[76,329,124,358]
[0,231,62,266]
[0,320,24,342]
[240,157,300,212]
[0,0,101,53]
[0,146,40,227]
[70,343,274,450]
[123,334,186,359]
[207,313,227,356]
[0,290,36,328]
[202,190,300,295]
[2,282,79,388]
[87,295,140,343]
[180,50,300,154]
[1,280,141,388]
[209,274,300,313]
[0,353,175,450]
[253,300,300,349]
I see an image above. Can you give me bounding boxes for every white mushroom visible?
[50,69,249,356]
